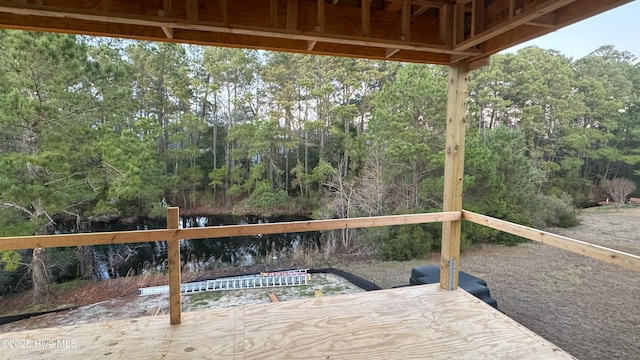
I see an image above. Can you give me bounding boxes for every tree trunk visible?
[76,246,95,280]
[31,247,50,302]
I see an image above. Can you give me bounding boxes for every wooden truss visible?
[0,0,632,69]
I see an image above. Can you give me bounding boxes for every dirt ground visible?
[1,207,638,359]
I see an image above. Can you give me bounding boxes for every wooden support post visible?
[440,61,468,291]
[167,207,181,325]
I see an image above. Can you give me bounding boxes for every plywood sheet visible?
[0,284,575,359]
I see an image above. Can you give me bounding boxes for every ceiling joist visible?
[0,0,631,66]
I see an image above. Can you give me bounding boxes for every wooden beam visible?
[0,4,478,57]
[271,0,278,27]
[401,0,410,41]
[163,0,172,17]
[472,0,485,36]
[440,61,468,291]
[316,0,325,32]
[0,212,461,251]
[468,56,489,71]
[414,4,432,16]
[462,211,640,273]
[452,2,465,45]
[167,207,181,325]
[471,0,632,62]
[161,26,174,38]
[471,0,477,35]
[309,42,450,64]
[385,0,450,12]
[385,48,401,58]
[186,0,198,22]
[220,0,227,25]
[307,40,317,50]
[0,0,631,67]
[385,1,403,12]
[527,12,557,27]
[454,0,575,50]
[287,0,298,31]
[159,0,172,37]
[439,4,452,46]
[361,0,370,36]
[0,2,471,52]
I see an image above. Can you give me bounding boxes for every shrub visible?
[379,225,434,261]
[538,193,580,228]
[245,182,289,210]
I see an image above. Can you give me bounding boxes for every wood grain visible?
[0,212,460,250]
[0,285,575,359]
[440,62,468,290]
[0,0,626,65]
[462,210,640,272]
[167,207,181,325]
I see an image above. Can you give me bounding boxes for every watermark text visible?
[1,338,77,349]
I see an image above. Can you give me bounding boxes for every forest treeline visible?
[1,29,639,270]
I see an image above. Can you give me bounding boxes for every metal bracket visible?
[448,258,457,290]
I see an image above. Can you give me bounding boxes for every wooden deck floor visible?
[1,284,576,359]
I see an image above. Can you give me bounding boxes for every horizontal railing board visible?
[0,212,461,250]
[462,210,640,272]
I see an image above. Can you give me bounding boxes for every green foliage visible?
[245,182,289,210]
[379,225,434,261]
[0,31,638,267]
[533,193,581,229]
[0,251,21,272]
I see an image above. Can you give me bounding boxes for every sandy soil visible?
[1,207,638,359]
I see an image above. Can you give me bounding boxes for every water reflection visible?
[55,215,319,280]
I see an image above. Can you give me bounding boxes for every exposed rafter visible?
[0,0,631,66]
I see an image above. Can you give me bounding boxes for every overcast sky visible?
[503,2,640,60]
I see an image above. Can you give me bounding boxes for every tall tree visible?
[0,30,101,299]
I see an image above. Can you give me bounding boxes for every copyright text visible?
[0,338,77,349]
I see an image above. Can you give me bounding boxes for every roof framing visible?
[0,0,633,66]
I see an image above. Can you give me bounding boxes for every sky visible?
[503,1,640,61]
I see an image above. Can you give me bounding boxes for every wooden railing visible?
[0,210,460,251]
[462,211,640,272]
[0,207,638,325]
[0,208,460,324]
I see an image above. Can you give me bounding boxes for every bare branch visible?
[1,202,36,218]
